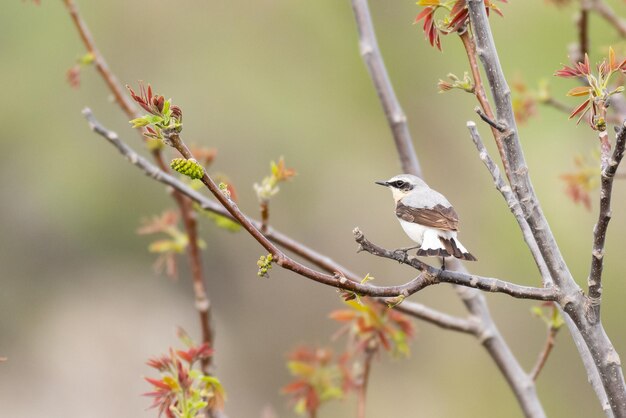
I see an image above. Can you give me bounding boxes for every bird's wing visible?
[395,202,459,231]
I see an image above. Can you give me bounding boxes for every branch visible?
[578,2,590,61]
[589,0,626,38]
[449,264,545,418]
[530,326,559,382]
[81,109,481,333]
[467,123,602,406]
[63,0,216,373]
[357,348,375,418]
[63,0,138,119]
[260,200,269,233]
[459,31,510,177]
[89,108,558,305]
[467,1,572,287]
[475,107,506,133]
[353,229,557,301]
[587,121,626,322]
[350,0,422,177]
[467,2,626,415]
[466,122,551,285]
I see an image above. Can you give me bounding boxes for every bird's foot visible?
[393,245,419,263]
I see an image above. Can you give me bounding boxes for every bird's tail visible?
[439,236,477,261]
[415,230,477,261]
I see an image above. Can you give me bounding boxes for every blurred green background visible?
[2,0,626,417]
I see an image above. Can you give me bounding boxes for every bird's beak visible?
[375,180,389,187]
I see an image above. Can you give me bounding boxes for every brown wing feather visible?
[395,202,459,231]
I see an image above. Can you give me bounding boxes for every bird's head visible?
[375,174,425,202]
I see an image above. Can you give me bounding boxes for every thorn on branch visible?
[475,106,507,132]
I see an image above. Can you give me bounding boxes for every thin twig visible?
[62,0,215,368]
[63,0,137,117]
[260,200,269,233]
[350,0,422,177]
[475,107,506,133]
[542,97,573,115]
[578,2,591,62]
[459,31,510,179]
[589,0,626,38]
[466,122,551,286]
[530,326,559,382]
[587,121,626,323]
[357,348,375,418]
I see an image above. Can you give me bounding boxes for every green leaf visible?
[360,273,375,284]
[130,116,151,128]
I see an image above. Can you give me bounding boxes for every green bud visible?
[170,158,204,180]
[256,253,274,278]
[79,52,95,65]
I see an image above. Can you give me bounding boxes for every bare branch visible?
[531,327,559,382]
[63,0,138,119]
[450,267,545,418]
[578,3,590,60]
[466,122,551,285]
[587,121,626,322]
[260,200,269,233]
[560,312,615,417]
[541,97,573,116]
[350,0,422,177]
[459,31,510,177]
[357,348,375,418]
[589,0,626,38]
[353,228,558,301]
[467,2,626,415]
[467,1,572,286]
[475,107,506,133]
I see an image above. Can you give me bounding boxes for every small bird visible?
[376,174,477,267]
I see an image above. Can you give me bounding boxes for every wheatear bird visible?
[376,174,477,267]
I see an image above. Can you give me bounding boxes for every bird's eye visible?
[395,180,405,188]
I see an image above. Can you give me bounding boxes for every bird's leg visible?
[441,256,446,271]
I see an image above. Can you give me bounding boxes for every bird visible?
[375,174,477,268]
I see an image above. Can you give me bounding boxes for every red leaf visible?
[145,377,171,391]
[568,99,590,119]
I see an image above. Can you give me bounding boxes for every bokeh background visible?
[2,1,626,417]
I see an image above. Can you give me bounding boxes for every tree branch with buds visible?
[84,109,559,303]
[62,0,216,383]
